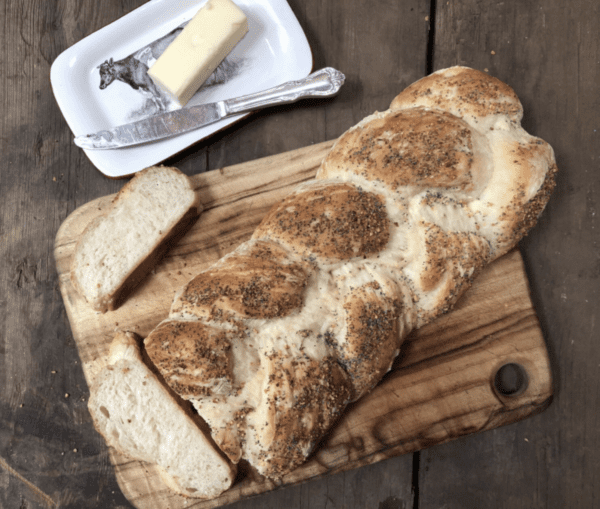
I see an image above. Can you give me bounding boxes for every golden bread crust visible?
[389,66,523,122]
[245,352,353,478]
[171,240,310,321]
[253,182,390,261]
[320,108,477,193]
[144,320,237,399]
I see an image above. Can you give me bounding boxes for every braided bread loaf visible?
[144,67,557,480]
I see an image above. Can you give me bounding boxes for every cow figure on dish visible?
[97,22,243,116]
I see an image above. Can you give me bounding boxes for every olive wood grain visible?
[54,140,553,509]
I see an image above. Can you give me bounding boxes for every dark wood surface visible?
[0,0,597,508]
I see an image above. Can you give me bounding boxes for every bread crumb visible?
[491,50,496,55]
[65,393,70,398]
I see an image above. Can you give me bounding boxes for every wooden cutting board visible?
[54,139,553,509]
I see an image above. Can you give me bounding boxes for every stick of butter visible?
[148,0,248,107]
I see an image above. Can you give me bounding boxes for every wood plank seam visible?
[426,0,437,74]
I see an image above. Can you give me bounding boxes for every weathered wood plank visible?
[0,1,138,508]
[418,0,600,507]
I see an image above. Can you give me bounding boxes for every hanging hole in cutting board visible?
[493,362,529,397]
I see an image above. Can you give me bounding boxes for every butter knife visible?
[74,67,345,150]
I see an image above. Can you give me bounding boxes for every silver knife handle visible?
[223,67,345,115]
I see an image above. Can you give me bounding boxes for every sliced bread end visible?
[71,166,201,313]
[88,331,236,499]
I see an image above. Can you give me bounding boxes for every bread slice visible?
[71,165,201,312]
[88,331,237,499]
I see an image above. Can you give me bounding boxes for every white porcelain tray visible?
[50,0,313,178]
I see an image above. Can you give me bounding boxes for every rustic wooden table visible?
[1,0,598,508]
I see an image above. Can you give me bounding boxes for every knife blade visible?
[74,67,345,150]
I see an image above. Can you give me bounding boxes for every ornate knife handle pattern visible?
[224,68,345,115]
